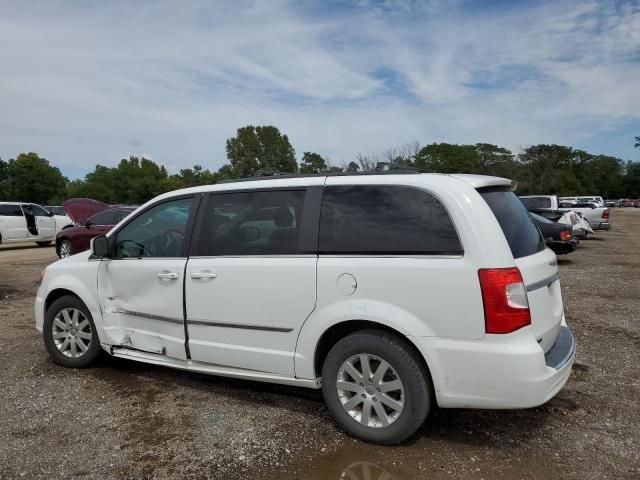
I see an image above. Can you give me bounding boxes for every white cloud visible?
[0,0,638,176]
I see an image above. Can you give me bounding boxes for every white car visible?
[556,210,594,238]
[35,173,575,444]
[0,202,69,246]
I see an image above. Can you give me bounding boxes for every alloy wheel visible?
[336,353,405,428]
[60,241,72,258]
[51,308,92,358]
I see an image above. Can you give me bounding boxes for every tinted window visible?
[530,212,557,225]
[195,190,305,256]
[113,198,193,258]
[45,206,66,216]
[0,204,23,216]
[519,197,552,209]
[27,204,50,216]
[89,210,118,225]
[318,186,462,255]
[481,189,545,259]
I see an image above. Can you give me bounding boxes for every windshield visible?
[530,212,557,225]
[481,188,546,259]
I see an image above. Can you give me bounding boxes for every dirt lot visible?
[1,210,639,480]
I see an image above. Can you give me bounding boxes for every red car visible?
[55,199,133,258]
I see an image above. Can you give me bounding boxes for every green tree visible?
[299,152,328,174]
[345,161,360,173]
[67,157,171,204]
[0,158,9,200]
[623,161,640,198]
[225,125,297,177]
[2,153,67,203]
[517,145,584,195]
[414,143,482,173]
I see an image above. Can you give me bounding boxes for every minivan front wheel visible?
[43,296,101,368]
[322,330,432,444]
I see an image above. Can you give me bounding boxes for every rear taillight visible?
[560,230,572,241]
[602,209,609,219]
[478,268,531,334]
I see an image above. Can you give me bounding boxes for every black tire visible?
[36,241,52,247]
[321,329,432,445]
[43,295,101,368]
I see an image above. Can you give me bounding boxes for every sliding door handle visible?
[190,271,217,280]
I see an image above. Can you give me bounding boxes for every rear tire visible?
[321,329,432,445]
[43,295,101,368]
[36,241,51,247]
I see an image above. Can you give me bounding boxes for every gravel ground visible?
[0,210,638,480]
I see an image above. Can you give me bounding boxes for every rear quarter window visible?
[0,205,23,216]
[481,188,545,259]
[319,185,462,255]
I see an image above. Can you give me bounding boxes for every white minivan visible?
[35,173,575,444]
[0,202,66,247]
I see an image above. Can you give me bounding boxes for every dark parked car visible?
[56,208,132,258]
[531,212,578,255]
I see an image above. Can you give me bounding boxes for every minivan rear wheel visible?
[321,329,431,444]
[43,295,101,368]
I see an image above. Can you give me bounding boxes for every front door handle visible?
[190,271,217,280]
[157,272,179,280]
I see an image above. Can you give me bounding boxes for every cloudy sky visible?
[1,0,639,178]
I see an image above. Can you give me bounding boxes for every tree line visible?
[1,125,639,205]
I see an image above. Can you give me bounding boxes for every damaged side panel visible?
[97,258,187,360]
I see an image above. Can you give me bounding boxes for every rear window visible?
[319,185,462,255]
[0,204,22,216]
[481,189,545,259]
[519,196,552,209]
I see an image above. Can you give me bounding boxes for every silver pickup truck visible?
[520,195,611,231]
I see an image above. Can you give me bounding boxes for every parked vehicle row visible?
[55,199,134,258]
[36,173,575,445]
[520,195,610,231]
[0,202,73,246]
[605,198,640,208]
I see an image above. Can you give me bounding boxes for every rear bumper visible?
[594,221,610,230]
[547,239,578,255]
[412,322,575,409]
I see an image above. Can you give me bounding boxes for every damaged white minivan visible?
[35,173,575,444]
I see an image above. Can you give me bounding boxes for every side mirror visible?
[91,235,109,258]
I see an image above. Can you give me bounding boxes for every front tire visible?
[59,239,73,258]
[321,330,432,445]
[43,295,101,368]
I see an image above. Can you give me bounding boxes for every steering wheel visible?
[119,240,149,258]
[161,228,185,255]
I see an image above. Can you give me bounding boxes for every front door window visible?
[113,198,192,258]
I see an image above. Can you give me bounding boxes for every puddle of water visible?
[279,443,421,480]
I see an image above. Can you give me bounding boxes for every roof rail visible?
[219,167,424,184]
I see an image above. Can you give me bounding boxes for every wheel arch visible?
[45,288,82,313]
[41,275,105,342]
[312,319,434,390]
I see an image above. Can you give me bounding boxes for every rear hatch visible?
[480,188,564,352]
